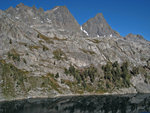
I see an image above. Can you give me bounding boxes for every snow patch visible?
[110,34,112,37]
[47,18,51,23]
[15,17,19,19]
[41,21,43,23]
[97,34,100,37]
[53,7,59,11]
[80,26,89,36]
[33,17,36,19]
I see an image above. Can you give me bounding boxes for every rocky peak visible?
[94,13,105,21]
[125,33,145,41]
[45,6,81,33]
[81,13,119,37]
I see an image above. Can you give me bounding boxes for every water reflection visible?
[0,94,150,113]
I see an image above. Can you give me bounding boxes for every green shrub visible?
[112,61,119,67]
[55,73,59,78]
[53,49,67,60]
[102,62,113,81]
[131,67,139,75]
[68,65,76,75]
[8,49,20,62]
[42,45,49,51]
[9,39,12,44]
[64,68,69,75]
[23,58,27,64]
[121,61,131,86]
[29,45,40,50]
[85,65,97,82]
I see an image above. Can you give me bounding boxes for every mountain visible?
[0,4,150,101]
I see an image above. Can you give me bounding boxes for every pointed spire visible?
[81,12,117,37]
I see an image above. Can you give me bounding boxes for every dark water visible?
[0,94,150,113]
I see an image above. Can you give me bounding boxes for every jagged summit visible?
[81,13,120,37]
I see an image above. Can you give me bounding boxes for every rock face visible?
[0,3,150,101]
[81,13,120,37]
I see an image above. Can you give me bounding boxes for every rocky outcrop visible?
[131,74,150,93]
[0,4,150,101]
[124,33,145,41]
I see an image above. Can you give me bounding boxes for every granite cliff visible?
[0,3,150,101]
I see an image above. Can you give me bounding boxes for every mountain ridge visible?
[3,3,147,40]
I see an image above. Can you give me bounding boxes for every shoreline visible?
[0,92,139,103]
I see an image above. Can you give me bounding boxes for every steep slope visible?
[81,13,120,37]
[0,4,150,101]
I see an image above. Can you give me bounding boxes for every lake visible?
[0,94,150,113]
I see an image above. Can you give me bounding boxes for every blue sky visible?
[0,0,150,41]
